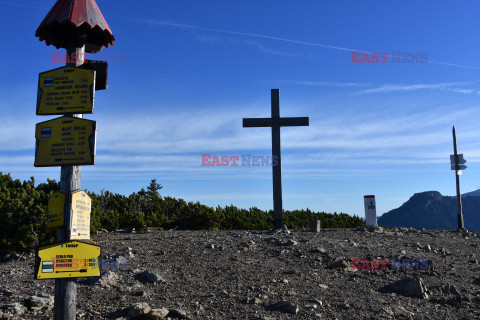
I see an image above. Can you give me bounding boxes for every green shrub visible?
[0,173,365,253]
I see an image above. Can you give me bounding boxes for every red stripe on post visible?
[364,195,375,198]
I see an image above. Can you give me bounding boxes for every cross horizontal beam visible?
[243,117,309,128]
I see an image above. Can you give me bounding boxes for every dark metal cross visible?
[243,89,309,230]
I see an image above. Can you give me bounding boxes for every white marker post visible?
[364,195,377,227]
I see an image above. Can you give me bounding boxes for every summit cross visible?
[243,89,309,230]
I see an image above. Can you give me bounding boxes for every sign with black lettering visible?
[70,190,91,240]
[34,116,96,167]
[35,241,101,279]
[37,66,95,115]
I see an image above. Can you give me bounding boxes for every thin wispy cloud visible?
[124,18,357,52]
[428,60,480,71]
[2,2,476,71]
[0,0,42,9]
[194,34,305,58]
[121,17,480,71]
[354,82,477,95]
[276,80,368,87]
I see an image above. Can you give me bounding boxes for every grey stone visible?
[1,289,13,297]
[246,297,262,304]
[339,302,350,309]
[168,308,187,318]
[25,294,54,311]
[145,308,170,319]
[128,302,151,318]
[327,259,350,270]
[393,306,414,317]
[135,270,167,285]
[133,290,153,297]
[269,300,299,314]
[285,239,297,246]
[97,271,119,287]
[1,303,27,316]
[121,247,134,258]
[381,277,429,299]
[275,225,290,234]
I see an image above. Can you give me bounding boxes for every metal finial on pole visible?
[452,125,465,230]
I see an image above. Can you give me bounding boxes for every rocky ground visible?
[1,226,480,319]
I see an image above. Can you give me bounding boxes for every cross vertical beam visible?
[271,90,282,230]
[452,126,465,230]
[243,89,309,230]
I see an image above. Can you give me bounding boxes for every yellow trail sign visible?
[70,190,91,240]
[47,191,65,228]
[34,116,96,167]
[35,241,101,279]
[37,66,95,115]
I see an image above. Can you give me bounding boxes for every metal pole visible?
[54,36,85,320]
[271,89,283,230]
[452,126,465,230]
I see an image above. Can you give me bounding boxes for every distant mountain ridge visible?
[378,190,480,231]
[462,189,480,198]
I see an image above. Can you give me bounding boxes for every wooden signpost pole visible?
[54,38,86,320]
[35,1,115,319]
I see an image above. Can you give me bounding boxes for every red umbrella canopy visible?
[35,0,115,53]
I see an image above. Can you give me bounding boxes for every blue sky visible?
[1,0,480,219]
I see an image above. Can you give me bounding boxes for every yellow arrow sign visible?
[37,66,95,115]
[47,191,65,228]
[34,116,96,167]
[35,241,101,279]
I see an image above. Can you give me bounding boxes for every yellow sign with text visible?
[34,116,96,167]
[47,191,65,228]
[37,66,95,115]
[70,190,91,240]
[35,241,101,279]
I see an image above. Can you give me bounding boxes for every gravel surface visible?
[1,227,480,319]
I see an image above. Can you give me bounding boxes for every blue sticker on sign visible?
[41,127,51,138]
[44,77,54,87]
